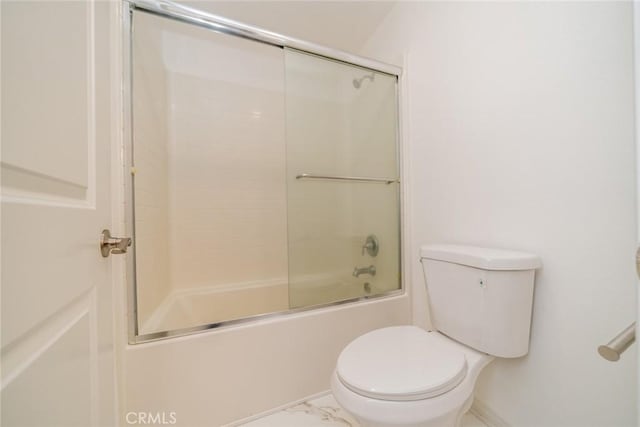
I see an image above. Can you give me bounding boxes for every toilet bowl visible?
[331,326,493,427]
[332,245,541,427]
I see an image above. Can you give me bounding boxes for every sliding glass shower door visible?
[129,6,401,341]
[284,49,400,308]
[131,11,288,335]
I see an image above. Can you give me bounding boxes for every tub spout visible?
[353,265,376,277]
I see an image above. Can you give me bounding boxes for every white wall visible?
[361,2,637,426]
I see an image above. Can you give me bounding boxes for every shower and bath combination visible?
[126,0,402,342]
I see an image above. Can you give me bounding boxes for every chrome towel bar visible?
[296,174,399,184]
[598,322,636,361]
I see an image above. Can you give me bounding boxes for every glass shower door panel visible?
[285,49,400,308]
[132,11,288,335]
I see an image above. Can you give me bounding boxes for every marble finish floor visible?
[238,393,487,427]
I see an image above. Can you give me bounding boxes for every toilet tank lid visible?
[420,244,542,271]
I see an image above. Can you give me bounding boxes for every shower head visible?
[352,72,375,89]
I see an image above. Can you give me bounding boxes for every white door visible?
[1,1,119,426]
[636,2,640,424]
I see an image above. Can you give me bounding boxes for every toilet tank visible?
[420,245,542,358]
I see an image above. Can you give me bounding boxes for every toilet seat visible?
[336,326,468,401]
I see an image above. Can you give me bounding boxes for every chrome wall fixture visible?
[598,322,636,361]
[353,72,375,89]
[353,265,376,278]
[362,235,379,257]
[123,0,404,343]
[598,246,640,361]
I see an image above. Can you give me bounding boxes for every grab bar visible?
[296,174,399,184]
[598,322,636,361]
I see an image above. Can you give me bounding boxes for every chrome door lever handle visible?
[100,229,132,257]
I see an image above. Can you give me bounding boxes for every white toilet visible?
[331,244,541,427]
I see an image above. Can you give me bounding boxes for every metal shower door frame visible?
[122,0,405,344]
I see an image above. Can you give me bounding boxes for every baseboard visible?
[470,399,511,427]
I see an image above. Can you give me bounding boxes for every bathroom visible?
[1,1,638,427]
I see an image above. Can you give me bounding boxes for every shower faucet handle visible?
[361,235,379,257]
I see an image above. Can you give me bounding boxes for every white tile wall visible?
[133,14,289,332]
[164,20,288,293]
[133,12,173,329]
